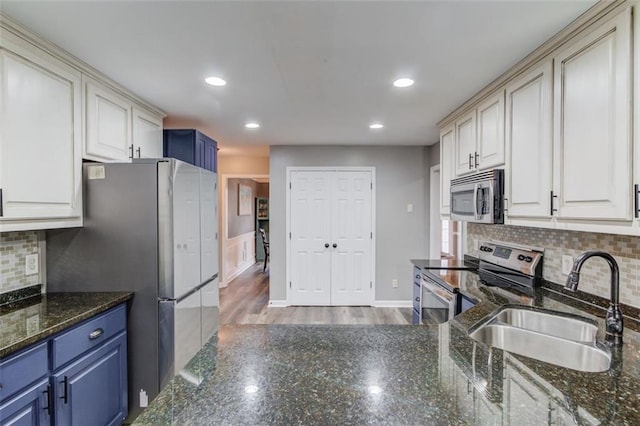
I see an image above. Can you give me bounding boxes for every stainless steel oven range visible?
[417,241,543,326]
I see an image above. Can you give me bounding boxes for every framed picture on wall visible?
[238,184,252,216]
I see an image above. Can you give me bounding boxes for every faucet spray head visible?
[565,271,580,292]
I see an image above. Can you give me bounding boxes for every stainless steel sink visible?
[491,305,599,342]
[468,305,611,372]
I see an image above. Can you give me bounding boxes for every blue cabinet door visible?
[164,129,217,172]
[53,332,127,426]
[202,136,217,172]
[0,378,51,425]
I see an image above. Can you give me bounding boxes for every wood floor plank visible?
[220,263,411,325]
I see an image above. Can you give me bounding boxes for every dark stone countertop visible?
[0,292,133,359]
[134,281,640,425]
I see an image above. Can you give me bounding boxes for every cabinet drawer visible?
[0,342,48,402]
[52,305,126,370]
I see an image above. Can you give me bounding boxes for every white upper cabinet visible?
[132,107,163,159]
[0,15,165,231]
[552,9,632,221]
[85,77,132,162]
[454,110,477,176]
[454,92,505,177]
[505,61,553,219]
[476,91,505,170]
[0,33,82,231]
[85,80,163,162]
[440,124,454,215]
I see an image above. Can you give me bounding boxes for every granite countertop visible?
[0,292,133,358]
[134,282,640,425]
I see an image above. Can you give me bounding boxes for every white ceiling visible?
[1,1,595,157]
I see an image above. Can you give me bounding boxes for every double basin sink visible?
[468,305,611,372]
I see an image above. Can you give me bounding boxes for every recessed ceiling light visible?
[205,76,226,86]
[369,123,384,129]
[393,78,414,88]
[245,122,260,129]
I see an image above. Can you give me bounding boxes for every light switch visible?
[407,204,413,213]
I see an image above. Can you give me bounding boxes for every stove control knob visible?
[479,246,486,251]
[487,247,493,252]
[525,256,533,263]
[517,254,525,261]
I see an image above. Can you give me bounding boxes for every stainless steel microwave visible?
[450,169,504,224]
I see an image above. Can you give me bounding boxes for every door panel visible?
[290,172,331,305]
[53,333,127,426]
[132,107,162,158]
[199,170,218,283]
[331,172,372,305]
[553,11,631,220]
[289,170,373,306]
[0,379,50,426]
[0,48,81,220]
[172,161,202,298]
[506,61,553,218]
[170,291,202,383]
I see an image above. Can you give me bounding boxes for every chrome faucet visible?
[565,251,623,346]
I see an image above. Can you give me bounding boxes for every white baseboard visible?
[268,300,288,307]
[373,300,412,308]
[226,259,254,283]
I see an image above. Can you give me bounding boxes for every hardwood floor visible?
[219,263,412,325]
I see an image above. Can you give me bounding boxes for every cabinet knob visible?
[332,243,338,248]
[415,297,420,302]
[324,243,330,248]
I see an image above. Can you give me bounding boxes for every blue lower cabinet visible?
[0,378,52,425]
[53,332,127,426]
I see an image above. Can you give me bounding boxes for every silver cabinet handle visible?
[136,147,141,158]
[89,328,104,340]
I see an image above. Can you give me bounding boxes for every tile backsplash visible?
[0,231,42,294]
[467,223,640,309]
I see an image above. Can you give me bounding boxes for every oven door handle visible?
[422,278,455,304]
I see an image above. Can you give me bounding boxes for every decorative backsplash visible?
[0,231,41,294]
[467,224,640,309]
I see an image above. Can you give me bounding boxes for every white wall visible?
[269,145,432,302]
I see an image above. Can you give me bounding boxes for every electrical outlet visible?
[25,254,39,276]
[562,255,574,275]
[473,239,479,251]
[392,279,398,288]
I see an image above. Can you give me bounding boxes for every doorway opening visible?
[219,174,269,288]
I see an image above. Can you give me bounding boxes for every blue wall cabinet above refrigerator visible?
[164,129,218,172]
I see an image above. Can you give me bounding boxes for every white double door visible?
[289,169,374,306]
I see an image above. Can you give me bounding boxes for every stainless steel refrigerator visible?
[46,159,219,420]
